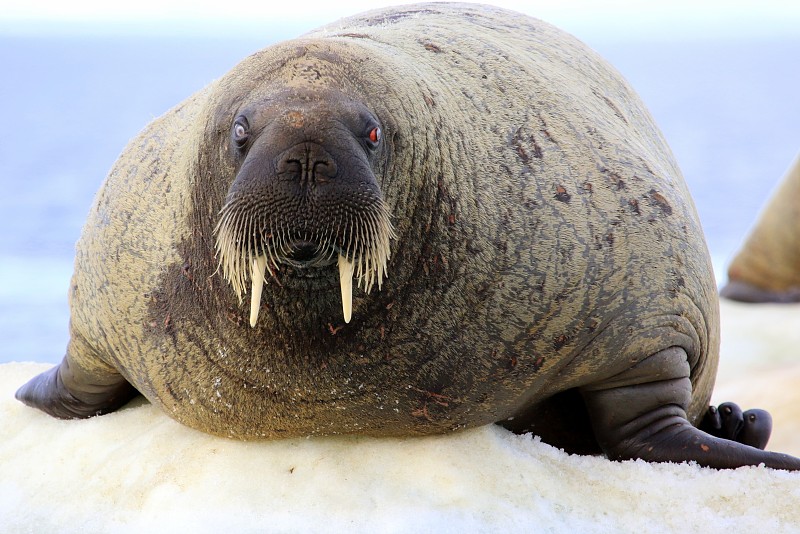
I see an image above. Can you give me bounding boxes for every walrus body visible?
[722,153,800,302]
[17,3,800,469]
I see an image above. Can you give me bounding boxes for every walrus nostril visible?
[277,144,338,184]
[313,160,336,182]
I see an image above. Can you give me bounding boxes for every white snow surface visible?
[2,300,800,533]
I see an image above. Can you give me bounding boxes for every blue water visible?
[1,32,799,364]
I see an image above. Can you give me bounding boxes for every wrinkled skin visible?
[16,3,800,470]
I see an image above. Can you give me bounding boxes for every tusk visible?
[250,255,267,327]
[338,254,354,323]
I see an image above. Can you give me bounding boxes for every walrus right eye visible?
[366,125,382,149]
[232,117,250,148]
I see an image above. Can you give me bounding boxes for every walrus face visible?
[214,89,395,327]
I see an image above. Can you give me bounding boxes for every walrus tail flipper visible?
[698,402,773,450]
[581,347,800,470]
[16,334,138,419]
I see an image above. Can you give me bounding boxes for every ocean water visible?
[1,31,798,364]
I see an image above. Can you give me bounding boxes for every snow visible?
[2,300,800,533]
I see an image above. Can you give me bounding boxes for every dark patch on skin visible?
[410,386,458,423]
[553,334,570,350]
[295,64,322,82]
[595,231,614,250]
[604,169,625,190]
[593,88,629,125]
[422,41,442,53]
[511,127,543,164]
[145,256,195,347]
[669,275,686,295]
[648,189,673,216]
[514,143,530,164]
[554,185,571,203]
[339,33,371,39]
[536,111,556,144]
[628,198,641,215]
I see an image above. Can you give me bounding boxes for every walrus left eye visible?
[232,117,250,148]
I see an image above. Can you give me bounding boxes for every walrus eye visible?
[367,126,382,147]
[232,117,250,148]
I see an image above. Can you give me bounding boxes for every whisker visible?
[213,193,395,302]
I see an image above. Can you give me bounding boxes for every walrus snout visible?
[215,149,394,327]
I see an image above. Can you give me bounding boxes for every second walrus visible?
[722,153,800,303]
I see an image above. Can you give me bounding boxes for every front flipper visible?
[582,347,800,470]
[16,356,138,419]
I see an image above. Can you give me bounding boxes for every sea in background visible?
[0,24,799,364]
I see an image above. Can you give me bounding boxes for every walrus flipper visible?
[16,356,138,419]
[582,347,800,470]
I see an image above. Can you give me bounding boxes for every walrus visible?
[721,153,800,302]
[16,3,800,470]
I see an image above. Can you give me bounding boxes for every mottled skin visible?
[16,3,800,469]
[722,154,800,302]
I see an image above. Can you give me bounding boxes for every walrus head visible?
[213,88,395,327]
